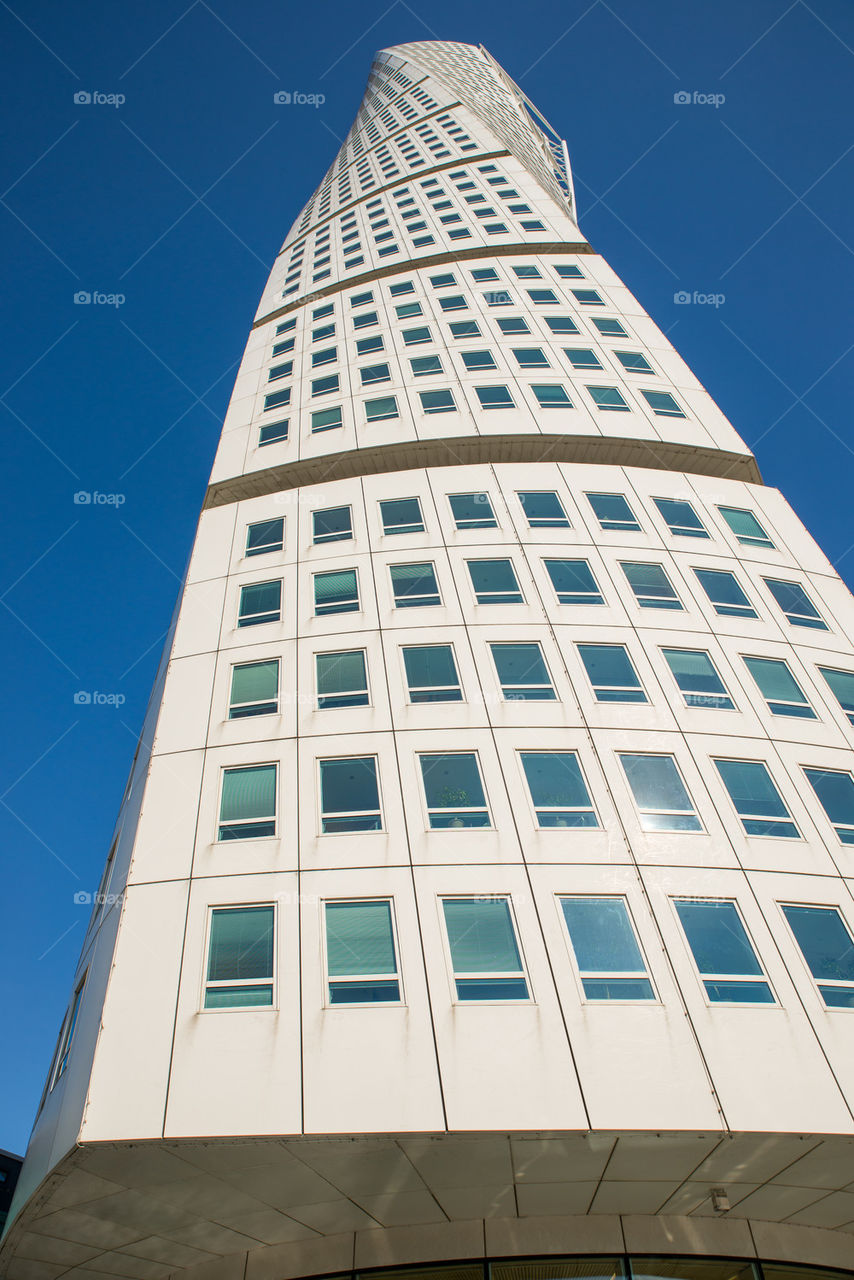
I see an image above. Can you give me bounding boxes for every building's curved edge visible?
[203,434,763,509]
[144,1214,854,1280]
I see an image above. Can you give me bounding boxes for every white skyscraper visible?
[5,38,854,1280]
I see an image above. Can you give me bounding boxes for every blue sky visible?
[1,0,852,1155]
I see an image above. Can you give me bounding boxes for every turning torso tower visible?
[7,37,854,1280]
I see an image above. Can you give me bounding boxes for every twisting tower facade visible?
[5,37,854,1280]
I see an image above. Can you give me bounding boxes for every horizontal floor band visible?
[252,238,595,332]
[203,433,763,509]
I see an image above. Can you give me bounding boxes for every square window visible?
[268,361,293,381]
[512,265,541,278]
[439,295,468,312]
[312,505,352,544]
[449,492,497,529]
[402,644,462,702]
[403,326,432,345]
[622,562,682,610]
[229,660,279,719]
[312,324,335,341]
[390,561,441,607]
[312,374,339,397]
[421,754,490,828]
[276,317,296,335]
[662,648,734,710]
[272,339,294,357]
[419,389,456,414]
[365,396,399,422]
[238,580,281,627]
[819,666,854,725]
[572,288,604,305]
[350,290,374,307]
[483,289,513,307]
[545,316,581,335]
[588,492,640,532]
[694,568,757,619]
[380,497,424,535]
[497,317,530,334]
[491,642,555,701]
[219,765,277,840]
[675,899,773,1003]
[312,304,334,320]
[718,505,774,548]
[314,568,359,615]
[641,389,685,418]
[563,348,602,370]
[259,419,288,446]
[441,897,527,997]
[462,350,496,370]
[532,384,573,408]
[358,360,391,384]
[520,752,598,827]
[311,406,342,433]
[587,385,630,412]
[615,350,654,373]
[553,264,584,279]
[620,753,702,832]
[560,897,654,999]
[204,906,274,1007]
[512,347,550,369]
[449,320,482,338]
[410,355,443,376]
[527,289,558,304]
[311,347,337,368]
[51,978,85,1084]
[467,558,523,604]
[353,311,379,329]
[715,758,800,837]
[356,335,384,356]
[743,656,815,718]
[264,388,291,411]
[475,384,514,409]
[654,497,708,538]
[578,644,647,703]
[246,518,283,556]
[325,900,400,1003]
[471,267,499,281]
[431,271,458,286]
[764,577,827,629]
[395,302,422,319]
[544,558,603,605]
[783,905,854,1006]
[803,768,854,844]
[319,756,382,832]
[517,491,570,528]
[389,280,414,296]
[316,650,369,709]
